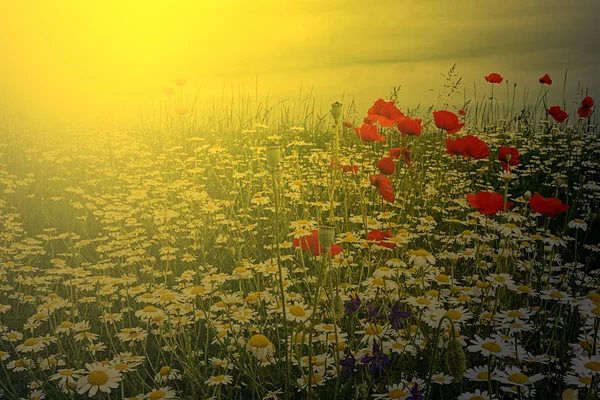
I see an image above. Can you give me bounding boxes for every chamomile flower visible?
[77,363,122,397]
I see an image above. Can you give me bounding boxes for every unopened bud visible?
[505,153,512,163]
[331,102,343,121]
[318,225,335,249]
[265,146,281,169]
[524,191,532,201]
[444,339,467,382]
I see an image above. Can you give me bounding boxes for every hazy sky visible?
[1,0,599,126]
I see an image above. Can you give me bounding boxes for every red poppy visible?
[367,229,396,249]
[354,123,386,142]
[546,106,569,123]
[466,191,513,215]
[343,121,353,128]
[370,174,395,203]
[458,109,466,116]
[539,74,552,85]
[529,193,569,217]
[174,78,188,86]
[389,147,414,170]
[396,116,423,136]
[446,137,468,157]
[546,106,562,116]
[331,159,358,173]
[485,73,503,84]
[293,230,342,256]
[433,110,465,135]
[377,157,396,175]
[578,106,593,119]
[367,99,405,127]
[582,96,594,108]
[497,146,520,170]
[162,86,175,95]
[464,135,490,159]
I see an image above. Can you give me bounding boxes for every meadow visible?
[0,71,599,400]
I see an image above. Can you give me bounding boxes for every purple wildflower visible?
[361,342,390,375]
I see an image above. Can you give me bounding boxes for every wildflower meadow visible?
[0,70,599,400]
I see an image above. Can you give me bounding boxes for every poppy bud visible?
[498,239,506,249]
[265,146,281,169]
[524,191,532,201]
[444,339,467,382]
[331,102,343,121]
[318,225,335,249]
[505,153,511,163]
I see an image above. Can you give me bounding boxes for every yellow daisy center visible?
[482,342,501,353]
[248,334,270,348]
[508,373,529,384]
[289,306,306,317]
[87,370,109,386]
[584,361,600,372]
[148,391,166,400]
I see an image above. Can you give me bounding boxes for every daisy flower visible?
[493,366,544,386]
[467,335,512,358]
[457,389,498,400]
[16,338,45,353]
[144,386,177,400]
[77,363,122,397]
[372,383,409,399]
[571,355,600,375]
[247,334,275,359]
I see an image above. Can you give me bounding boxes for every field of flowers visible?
[0,71,599,400]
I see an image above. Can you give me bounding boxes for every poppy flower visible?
[539,74,552,85]
[354,124,386,142]
[497,146,520,170]
[376,157,396,175]
[331,160,358,173]
[293,230,342,256]
[577,106,593,119]
[529,193,569,217]
[367,99,405,127]
[396,116,423,136]
[546,106,562,116]
[464,135,489,159]
[174,78,188,86]
[466,191,513,215]
[458,109,466,116]
[343,121,353,128]
[485,73,503,84]
[433,110,465,135]
[389,147,414,170]
[546,106,569,123]
[582,96,594,108]
[370,174,395,203]
[367,229,396,249]
[445,137,468,157]
[162,86,175,95]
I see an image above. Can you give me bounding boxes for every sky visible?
[1,0,599,127]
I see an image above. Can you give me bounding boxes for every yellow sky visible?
[1,0,599,127]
